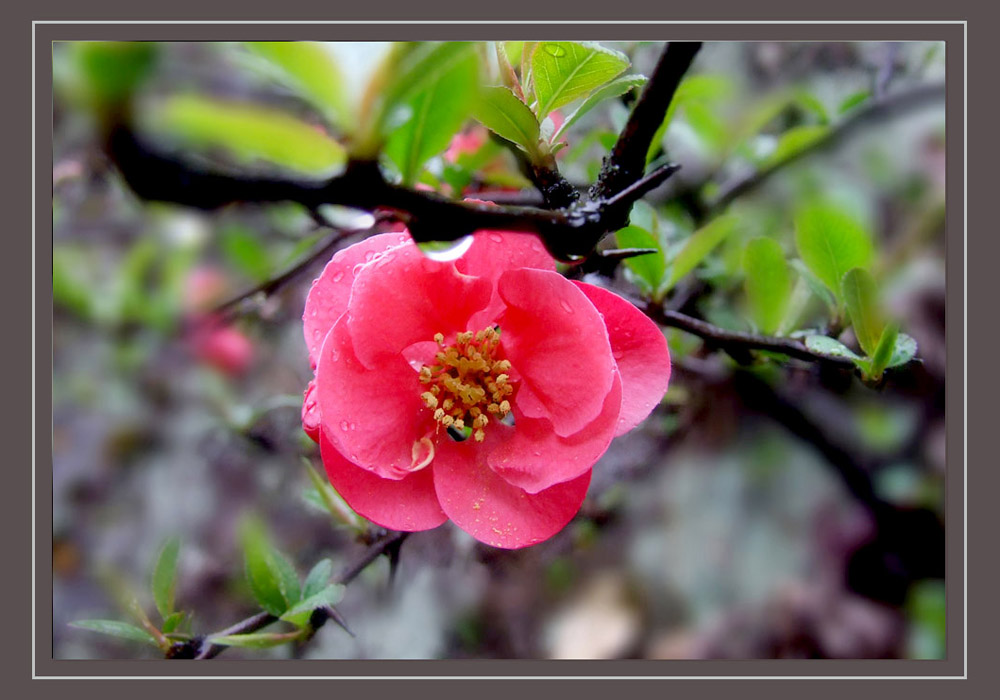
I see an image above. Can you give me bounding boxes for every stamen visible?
[419,325,515,441]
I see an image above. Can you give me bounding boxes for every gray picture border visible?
[6,1,991,695]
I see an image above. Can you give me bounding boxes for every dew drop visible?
[349,422,356,431]
[559,299,573,314]
[488,233,504,243]
[544,43,567,57]
[352,262,365,276]
[331,270,344,283]
[364,250,376,262]
[340,420,350,432]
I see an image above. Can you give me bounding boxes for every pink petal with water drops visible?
[573,282,671,436]
[302,231,412,369]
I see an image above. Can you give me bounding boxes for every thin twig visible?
[642,303,855,368]
[208,226,364,321]
[705,81,944,215]
[187,530,408,660]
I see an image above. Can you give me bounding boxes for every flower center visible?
[419,327,514,442]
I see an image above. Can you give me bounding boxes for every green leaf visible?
[838,90,871,114]
[793,201,874,299]
[804,335,864,362]
[888,333,918,368]
[870,322,900,378]
[615,226,666,296]
[150,95,347,176]
[161,611,186,634]
[302,559,334,599]
[647,75,733,164]
[244,42,353,133]
[764,125,828,167]
[530,41,629,119]
[793,90,829,124]
[743,238,791,335]
[221,225,272,282]
[665,215,738,291]
[372,42,480,145]
[70,619,159,647]
[53,250,95,320]
[790,259,838,311]
[473,86,541,159]
[151,537,181,621]
[841,267,885,356]
[209,631,302,649]
[73,42,157,106]
[684,100,729,154]
[495,42,523,97]
[553,74,647,142]
[279,583,346,628]
[384,49,481,185]
[241,518,301,617]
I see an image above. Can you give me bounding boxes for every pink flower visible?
[444,126,488,163]
[302,230,670,548]
[189,318,255,377]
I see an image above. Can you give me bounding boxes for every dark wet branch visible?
[105,120,681,263]
[591,42,702,202]
[640,302,855,368]
[104,43,702,264]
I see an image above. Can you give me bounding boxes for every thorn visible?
[386,536,404,591]
[324,605,355,638]
[598,247,660,261]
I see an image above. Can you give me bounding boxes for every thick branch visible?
[106,125,678,263]
[592,42,702,201]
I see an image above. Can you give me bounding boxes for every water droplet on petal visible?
[488,233,503,244]
[349,422,356,431]
[340,420,350,432]
[544,43,567,57]
[420,235,474,262]
[364,250,376,262]
[559,299,573,314]
[331,270,344,283]
[352,262,365,276]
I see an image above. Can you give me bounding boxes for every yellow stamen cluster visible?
[419,327,514,442]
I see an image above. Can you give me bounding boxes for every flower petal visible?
[488,373,622,493]
[497,268,616,437]
[432,436,591,549]
[303,231,412,369]
[457,229,558,330]
[320,429,447,532]
[455,229,556,284]
[315,316,435,479]
[347,242,492,368]
[573,282,672,436]
[301,379,321,443]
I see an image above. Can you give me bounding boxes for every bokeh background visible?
[52,41,946,660]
